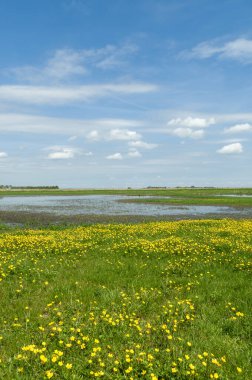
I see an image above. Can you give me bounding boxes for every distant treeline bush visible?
[0,185,59,189]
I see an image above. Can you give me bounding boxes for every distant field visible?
[1,187,252,197]
[1,187,252,208]
[0,219,251,379]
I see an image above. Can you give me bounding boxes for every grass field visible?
[122,196,252,208]
[0,219,251,379]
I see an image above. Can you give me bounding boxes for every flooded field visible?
[0,194,250,217]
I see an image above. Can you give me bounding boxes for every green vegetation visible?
[123,196,252,208]
[1,187,252,197]
[0,220,251,379]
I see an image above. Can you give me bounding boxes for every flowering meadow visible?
[0,219,251,379]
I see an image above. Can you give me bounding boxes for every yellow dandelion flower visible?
[40,354,48,364]
[45,370,54,379]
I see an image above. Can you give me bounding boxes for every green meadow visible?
[0,219,251,379]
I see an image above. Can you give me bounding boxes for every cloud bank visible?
[0,83,157,106]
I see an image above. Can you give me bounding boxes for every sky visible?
[0,0,252,188]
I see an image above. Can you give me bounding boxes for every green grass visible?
[0,219,251,379]
[1,187,252,197]
[123,196,252,207]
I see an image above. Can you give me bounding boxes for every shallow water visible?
[215,194,252,197]
[0,195,248,216]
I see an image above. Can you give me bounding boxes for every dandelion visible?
[40,354,47,364]
[45,370,54,379]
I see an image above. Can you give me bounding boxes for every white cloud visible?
[222,38,252,61]
[170,127,204,139]
[48,151,74,159]
[185,38,252,63]
[166,116,213,139]
[0,151,7,158]
[94,43,138,69]
[106,152,123,160]
[224,123,252,134]
[217,142,243,154]
[86,128,142,142]
[7,44,138,83]
[128,149,142,158]
[46,146,79,159]
[167,116,215,128]
[86,130,100,141]
[108,129,141,141]
[128,140,158,149]
[8,49,88,83]
[0,83,157,106]
[45,49,88,79]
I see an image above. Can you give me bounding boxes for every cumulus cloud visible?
[166,116,214,139]
[128,140,158,149]
[167,116,215,128]
[128,149,142,158]
[0,83,157,106]
[217,142,243,154]
[224,123,252,134]
[184,38,252,63]
[0,151,7,158]
[171,128,204,139]
[46,146,80,159]
[86,128,142,142]
[106,152,123,160]
[108,129,141,141]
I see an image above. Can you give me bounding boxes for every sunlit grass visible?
[0,219,251,379]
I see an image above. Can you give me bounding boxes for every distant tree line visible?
[0,185,59,189]
[145,186,167,189]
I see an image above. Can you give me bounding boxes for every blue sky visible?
[0,0,252,187]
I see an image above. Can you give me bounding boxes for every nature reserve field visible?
[0,220,251,379]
